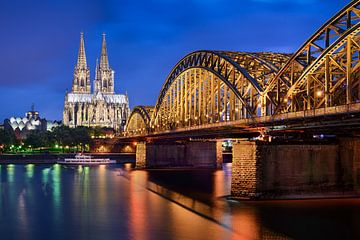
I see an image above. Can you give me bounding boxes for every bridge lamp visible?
[316,90,323,97]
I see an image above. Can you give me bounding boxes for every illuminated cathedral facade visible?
[63,33,130,131]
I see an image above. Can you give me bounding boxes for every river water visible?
[0,163,359,240]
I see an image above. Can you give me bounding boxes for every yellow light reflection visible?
[124,163,132,171]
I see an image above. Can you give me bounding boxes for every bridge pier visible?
[216,140,223,168]
[231,138,360,199]
[231,140,261,199]
[135,142,147,168]
[135,140,222,169]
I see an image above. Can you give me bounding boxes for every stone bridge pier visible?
[135,137,360,199]
[135,140,223,169]
[231,138,360,199]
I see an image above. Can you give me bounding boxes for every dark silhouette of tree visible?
[0,129,14,153]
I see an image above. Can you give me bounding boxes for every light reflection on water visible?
[0,164,360,239]
[127,164,287,240]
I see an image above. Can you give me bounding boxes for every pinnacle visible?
[77,32,87,68]
[99,33,109,69]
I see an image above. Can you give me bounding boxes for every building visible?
[3,105,61,139]
[63,33,130,131]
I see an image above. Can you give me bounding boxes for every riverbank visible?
[0,153,135,164]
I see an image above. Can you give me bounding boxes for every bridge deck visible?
[121,103,360,141]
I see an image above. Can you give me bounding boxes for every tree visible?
[0,129,12,152]
[24,130,52,149]
[51,126,91,152]
[71,127,90,152]
[52,126,73,151]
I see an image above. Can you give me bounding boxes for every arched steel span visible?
[125,106,154,136]
[279,23,360,112]
[151,51,291,129]
[266,0,360,114]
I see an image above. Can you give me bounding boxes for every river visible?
[0,163,359,240]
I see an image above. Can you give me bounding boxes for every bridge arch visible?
[264,0,360,114]
[125,106,154,136]
[151,51,290,132]
[279,23,360,113]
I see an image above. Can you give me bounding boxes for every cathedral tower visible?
[64,33,130,131]
[94,33,115,94]
[72,32,91,93]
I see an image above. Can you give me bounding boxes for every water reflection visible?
[42,167,50,195]
[129,169,148,240]
[0,164,360,239]
[128,165,291,239]
[51,164,62,225]
[25,164,34,179]
[7,164,15,183]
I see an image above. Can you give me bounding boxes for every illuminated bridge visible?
[126,1,360,139]
[121,1,360,199]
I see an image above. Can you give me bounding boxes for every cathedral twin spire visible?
[77,32,87,68]
[72,32,91,93]
[100,33,109,69]
[72,32,114,94]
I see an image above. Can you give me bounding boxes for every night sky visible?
[0,0,349,122]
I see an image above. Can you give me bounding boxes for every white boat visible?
[57,154,116,165]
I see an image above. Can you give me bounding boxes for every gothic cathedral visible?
[63,33,130,131]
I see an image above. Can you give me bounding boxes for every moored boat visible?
[57,154,116,165]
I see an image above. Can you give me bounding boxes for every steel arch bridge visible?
[125,106,154,136]
[125,0,360,137]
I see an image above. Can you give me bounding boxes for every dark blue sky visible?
[0,0,349,121]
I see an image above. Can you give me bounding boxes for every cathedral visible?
[63,33,130,131]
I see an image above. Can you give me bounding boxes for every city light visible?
[0,0,357,239]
